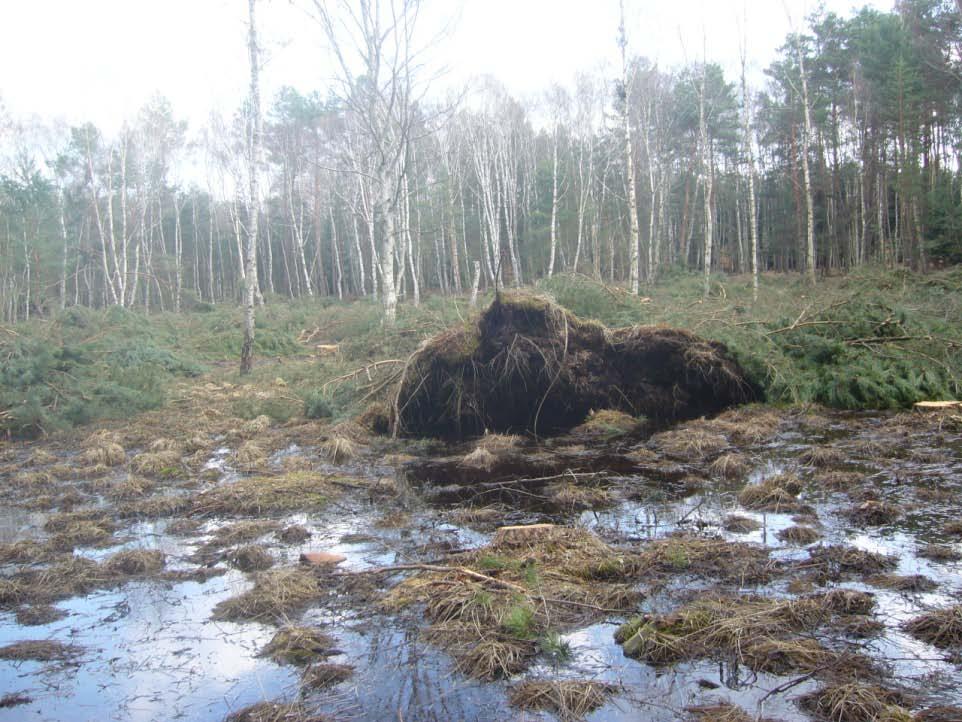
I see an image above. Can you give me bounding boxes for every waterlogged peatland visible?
[0,395,961,722]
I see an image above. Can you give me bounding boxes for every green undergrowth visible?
[540,267,962,409]
[3,267,958,437]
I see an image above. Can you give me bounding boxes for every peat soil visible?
[0,403,960,721]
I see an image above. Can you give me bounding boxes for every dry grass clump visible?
[777,525,823,545]
[799,683,912,722]
[0,639,83,662]
[475,433,522,453]
[508,680,615,719]
[165,518,203,537]
[130,450,182,477]
[319,436,357,464]
[723,514,761,533]
[919,543,962,562]
[572,409,641,441]
[280,454,313,473]
[820,472,866,491]
[78,442,125,467]
[686,703,755,722]
[212,567,321,623]
[738,474,805,513]
[708,453,750,480]
[0,540,55,566]
[382,526,642,680]
[301,662,353,689]
[799,446,846,468]
[15,604,67,626]
[149,437,181,453]
[277,525,312,545]
[10,470,55,492]
[845,501,900,526]
[259,626,336,665]
[27,449,57,466]
[44,510,116,551]
[903,604,962,649]
[615,593,868,675]
[229,545,274,572]
[208,520,282,547]
[239,414,272,438]
[105,475,154,500]
[224,701,322,722]
[234,442,268,470]
[115,494,189,519]
[459,447,496,470]
[103,549,166,575]
[808,545,898,578]
[650,428,729,461]
[631,536,774,584]
[193,473,333,517]
[547,483,613,511]
[944,520,962,536]
[714,406,784,445]
[816,589,875,616]
[866,574,937,592]
[916,706,962,722]
[0,556,113,607]
[447,507,507,527]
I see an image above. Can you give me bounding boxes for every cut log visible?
[914,401,961,411]
[300,551,346,567]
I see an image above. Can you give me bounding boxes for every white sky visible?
[0,0,891,135]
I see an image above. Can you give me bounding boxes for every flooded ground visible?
[0,402,960,721]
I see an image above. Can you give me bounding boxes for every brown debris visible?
[508,680,615,719]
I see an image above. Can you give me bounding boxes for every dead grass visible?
[0,555,115,607]
[807,545,898,578]
[919,544,962,562]
[572,409,640,441]
[234,442,268,470]
[820,472,866,491]
[508,680,615,719]
[723,514,761,533]
[866,574,937,592]
[547,483,613,510]
[239,415,272,438]
[207,520,282,547]
[301,662,353,689]
[738,474,805,513]
[475,433,522,454]
[224,701,322,722]
[103,549,166,575]
[105,475,154,500]
[320,436,358,464]
[630,536,774,584]
[651,428,729,462]
[193,472,334,516]
[78,442,125,467]
[903,604,962,649]
[0,639,83,662]
[44,511,116,551]
[0,540,55,566]
[229,545,274,572]
[15,604,67,626]
[212,567,321,623]
[115,494,189,519]
[777,525,823,545]
[259,626,336,665]
[944,520,962,536]
[799,446,846,468]
[686,703,755,722]
[845,501,900,526]
[165,518,203,537]
[799,683,913,722]
[277,525,312,544]
[708,453,750,480]
[130,450,182,477]
[460,447,496,470]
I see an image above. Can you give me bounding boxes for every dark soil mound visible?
[394,293,758,439]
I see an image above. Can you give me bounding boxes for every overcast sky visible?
[0,0,891,134]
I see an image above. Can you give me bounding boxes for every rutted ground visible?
[0,382,961,721]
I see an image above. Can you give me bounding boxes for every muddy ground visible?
[0,385,961,722]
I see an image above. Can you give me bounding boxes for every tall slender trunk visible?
[547,124,560,277]
[795,34,817,284]
[619,2,641,294]
[240,0,262,375]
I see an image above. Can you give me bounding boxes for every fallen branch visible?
[348,563,527,592]
[321,359,404,391]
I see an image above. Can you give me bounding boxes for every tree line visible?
[0,0,960,326]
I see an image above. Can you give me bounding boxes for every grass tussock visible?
[224,701,322,722]
[723,514,761,533]
[228,545,274,572]
[547,483,613,511]
[15,604,67,626]
[277,525,312,544]
[799,683,913,722]
[233,441,268,470]
[867,574,937,592]
[845,501,900,526]
[686,703,757,722]
[0,639,83,662]
[708,453,750,480]
[319,435,357,464]
[78,441,126,467]
[631,536,774,584]
[903,604,962,649]
[259,626,336,666]
[616,592,875,676]
[193,472,334,516]
[301,662,353,689]
[382,526,642,679]
[130,450,182,477]
[807,545,898,578]
[799,446,847,468]
[572,409,641,441]
[777,525,823,545]
[212,567,321,623]
[105,475,154,500]
[919,544,962,562]
[738,474,805,513]
[651,428,729,462]
[820,472,866,491]
[508,680,616,719]
[103,549,166,575]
